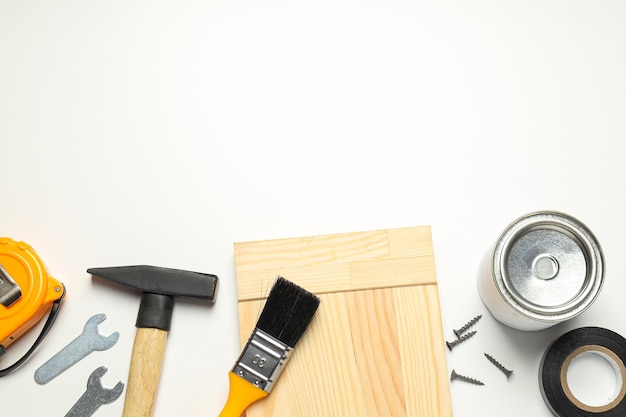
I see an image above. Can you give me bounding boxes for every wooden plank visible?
[394,285,452,417]
[234,226,451,417]
[234,226,437,301]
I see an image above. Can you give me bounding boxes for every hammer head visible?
[87,265,218,303]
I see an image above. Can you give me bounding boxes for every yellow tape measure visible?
[0,238,66,376]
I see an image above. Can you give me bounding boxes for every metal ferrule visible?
[232,328,293,393]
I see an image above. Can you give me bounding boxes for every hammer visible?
[87,265,218,417]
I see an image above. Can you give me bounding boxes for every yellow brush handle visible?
[123,328,168,417]
[218,372,269,417]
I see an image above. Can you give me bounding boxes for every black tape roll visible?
[540,327,626,417]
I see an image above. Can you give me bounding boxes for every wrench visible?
[34,313,119,384]
[65,366,124,417]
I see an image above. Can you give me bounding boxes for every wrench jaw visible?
[65,366,125,416]
[88,365,108,383]
[87,366,125,404]
[84,314,107,330]
[83,314,119,351]
[93,332,120,351]
[105,381,125,404]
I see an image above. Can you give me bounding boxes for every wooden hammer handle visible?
[122,328,168,417]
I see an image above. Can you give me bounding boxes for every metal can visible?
[477,211,604,331]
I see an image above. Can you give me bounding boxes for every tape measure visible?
[0,237,66,376]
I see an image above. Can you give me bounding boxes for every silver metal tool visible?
[34,313,119,384]
[65,366,124,417]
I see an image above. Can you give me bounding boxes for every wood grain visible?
[123,328,168,417]
[234,226,451,417]
[234,227,436,301]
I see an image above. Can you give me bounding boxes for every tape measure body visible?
[0,238,64,350]
[540,327,626,417]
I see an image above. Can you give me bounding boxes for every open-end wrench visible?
[34,313,119,384]
[65,366,124,417]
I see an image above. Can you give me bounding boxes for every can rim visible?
[492,211,604,322]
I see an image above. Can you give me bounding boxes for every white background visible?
[1,1,625,416]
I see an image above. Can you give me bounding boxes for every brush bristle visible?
[255,276,320,348]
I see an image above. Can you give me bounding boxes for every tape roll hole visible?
[562,346,626,412]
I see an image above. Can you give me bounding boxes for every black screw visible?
[446,330,477,351]
[450,369,484,386]
[453,315,482,338]
[484,353,513,378]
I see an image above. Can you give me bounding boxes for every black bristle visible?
[255,276,320,348]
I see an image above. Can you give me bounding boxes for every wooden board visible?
[234,226,452,417]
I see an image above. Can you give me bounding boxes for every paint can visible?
[477,211,604,331]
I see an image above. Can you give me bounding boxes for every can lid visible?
[494,212,604,320]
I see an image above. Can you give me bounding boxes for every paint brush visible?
[218,276,320,417]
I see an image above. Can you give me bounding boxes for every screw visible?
[450,369,484,386]
[484,353,513,378]
[453,315,482,338]
[446,330,476,351]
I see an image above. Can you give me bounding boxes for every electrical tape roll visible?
[540,327,626,417]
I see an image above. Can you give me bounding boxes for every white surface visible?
[1,1,625,416]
